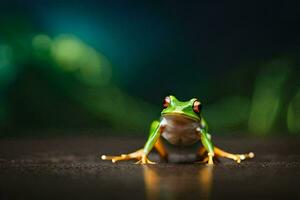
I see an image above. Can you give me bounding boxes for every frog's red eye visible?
[163,96,171,108]
[193,100,202,114]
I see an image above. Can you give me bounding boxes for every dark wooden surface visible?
[0,136,299,200]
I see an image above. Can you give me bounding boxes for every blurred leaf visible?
[248,59,290,135]
[204,96,250,132]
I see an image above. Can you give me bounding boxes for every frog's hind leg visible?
[101,138,168,163]
[214,147,254,163]
[196,146,207,162]
[195,147,219,163]
[102,120,167,164]
[101,149,144,163]
[154,137,168,161]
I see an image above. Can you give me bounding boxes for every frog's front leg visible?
[214,147,254,163]
[197,128,215,165]
[101,120,166,164]
[135,120,165,164]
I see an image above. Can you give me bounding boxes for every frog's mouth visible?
[162,112,199,121]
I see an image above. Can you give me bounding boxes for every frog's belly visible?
[160,115,202,162]
[161,115,200,146]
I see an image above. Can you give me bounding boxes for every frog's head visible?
[161,95,202,121]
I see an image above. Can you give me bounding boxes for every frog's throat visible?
[162,113,200,121]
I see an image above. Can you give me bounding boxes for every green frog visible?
[101,95,254,164]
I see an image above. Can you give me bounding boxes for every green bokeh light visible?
[51,34,112,86]
[248,60,290,135]
[32,34,52,50]
[287,90,300,134]
[0,44,16,87]
[51,35,85,71]
[205,96,250,131]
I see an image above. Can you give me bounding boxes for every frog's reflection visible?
[143,165,213,200]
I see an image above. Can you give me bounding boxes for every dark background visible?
[1,2,300,200]
[0,1,300,135]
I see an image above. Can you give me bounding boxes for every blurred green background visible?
[0,1,299,137]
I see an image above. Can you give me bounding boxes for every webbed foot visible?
[135,155,156,165]
[194,154,215,165]
[214,147,254,163]
[101,149,144,163]
[232,152,254,163]
[207,153,214,165]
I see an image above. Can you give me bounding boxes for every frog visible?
[101,95,254,164]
